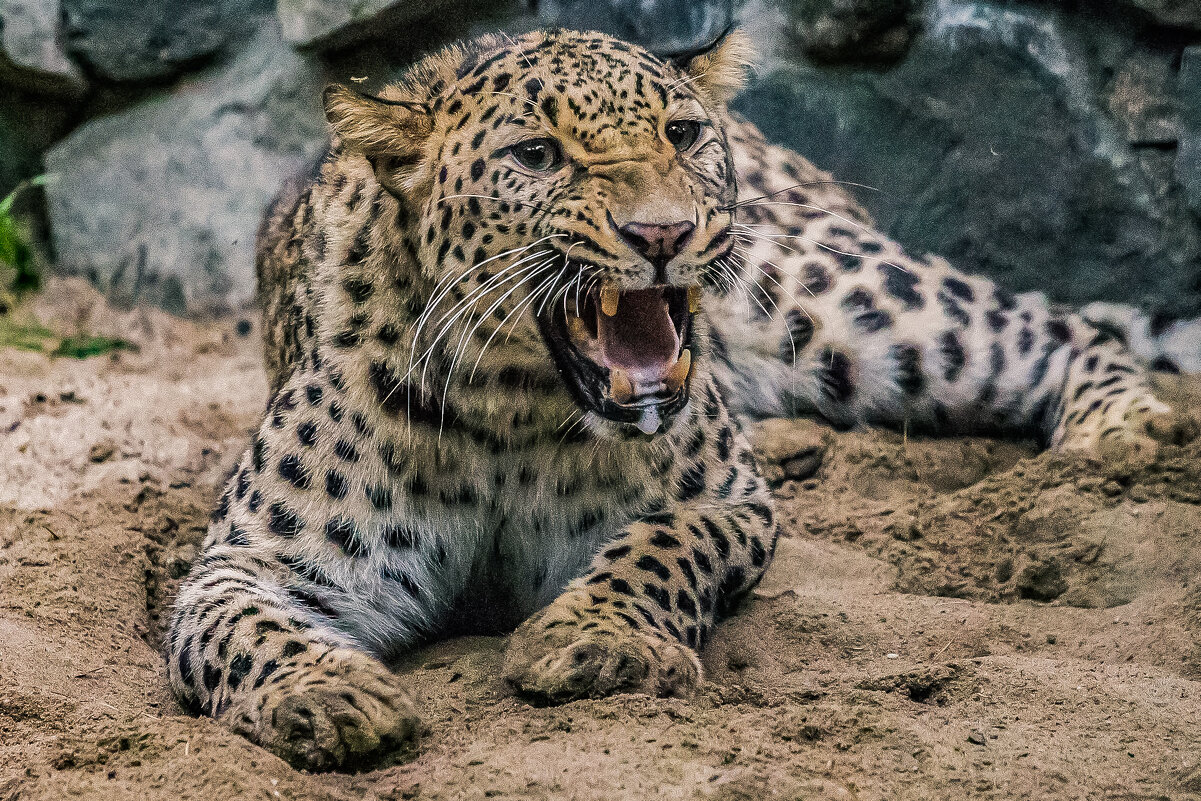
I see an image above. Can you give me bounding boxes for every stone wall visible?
[0,0,1197,316]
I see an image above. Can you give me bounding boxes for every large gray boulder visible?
[537,0,734,53]
[45,21,328,313]
[787,0,916,65]
[0,85,72,196]
[736,1,1201,317]
[278,0,459,50]
[0,108,45,198]
[1180,46,1201,217]
[60,0,267,82]
[0,0,87,96]
[1118,0,1201,30]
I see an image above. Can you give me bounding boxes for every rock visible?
[537,0,735,54]
[737,1,1201,318]
[787,0,916,65]
[1028,0,1201,30]
[0,85,72,196]
[1118,0,1201,30]
[1104,46,1179,147]
[44,20,327,313]
[1057,501,1201,609]
[898,439,1032,492]
[167,544,198,579]
[59,0,267,82]
[0,108,42,198]
[88,439,115,463]
[1179,46,1201,217]
[278,0,458,50]
[0,0,87,96]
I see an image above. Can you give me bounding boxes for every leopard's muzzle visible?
[538,281,698,435]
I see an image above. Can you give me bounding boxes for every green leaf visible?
[0,175,49,293]
[0,317,56,352]
[52,335,134,359]
[0,174,51,217]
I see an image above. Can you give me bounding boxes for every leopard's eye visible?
[665,120,702,151]
[509,138,564,172]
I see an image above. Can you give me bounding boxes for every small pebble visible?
[88,441,116,463]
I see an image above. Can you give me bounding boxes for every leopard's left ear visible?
[666,27,755,103]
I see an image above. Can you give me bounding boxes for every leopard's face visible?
[325,29,750,436]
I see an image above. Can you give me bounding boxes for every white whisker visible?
[722,179,883,211]
[733,223,911,275]
[417,254,552,389]
[462,257,558,381]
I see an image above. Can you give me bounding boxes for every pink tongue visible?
[598,289,680,386]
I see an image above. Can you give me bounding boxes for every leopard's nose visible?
[617,220,696,269]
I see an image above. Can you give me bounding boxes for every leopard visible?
[1080,301,1201,376]
[166,27,1190,772]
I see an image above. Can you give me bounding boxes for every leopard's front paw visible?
[223,647,419,772]
[503,594,701,704]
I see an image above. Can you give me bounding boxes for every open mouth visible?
[538,282,699,435]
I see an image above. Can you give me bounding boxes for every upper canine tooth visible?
[609,367,634,403]
[687,285,702,313]
[665,349,692,391]
[600,282,620,317]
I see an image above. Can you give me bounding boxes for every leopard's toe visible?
[503,611,700,704]
[225,648,419,772]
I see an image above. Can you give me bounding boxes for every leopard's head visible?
[324,28,752,436]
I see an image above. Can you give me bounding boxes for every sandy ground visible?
[2,280,1201,801]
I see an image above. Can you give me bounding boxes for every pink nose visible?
[617,220,695,269]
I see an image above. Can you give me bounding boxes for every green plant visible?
[0,175,50,294]
[53,334,134,359]
[0,317,56,352]
[0,176,132,359]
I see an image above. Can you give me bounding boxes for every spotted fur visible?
[168,28,1183,772]
[1080,301,1201,375]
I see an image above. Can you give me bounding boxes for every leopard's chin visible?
[537,282,697,435]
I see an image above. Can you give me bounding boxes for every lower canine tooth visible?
[687,285,702,313]
[609,368,634,403]
[600,282,620,317]
[665,349,692,391]
[566,315,588,341]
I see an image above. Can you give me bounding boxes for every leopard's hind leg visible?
[718,115,1193,458]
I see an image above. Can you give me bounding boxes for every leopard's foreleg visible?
[503,378,776,702]
[167,541,420,771]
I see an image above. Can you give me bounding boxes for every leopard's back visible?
[256,172,319,394]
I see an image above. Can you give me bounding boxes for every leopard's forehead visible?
[419,30,702,151]
[453,30,675,94]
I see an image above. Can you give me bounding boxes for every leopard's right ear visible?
[323,84,433,193]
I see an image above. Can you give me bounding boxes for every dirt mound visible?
[2,287,1200,800]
